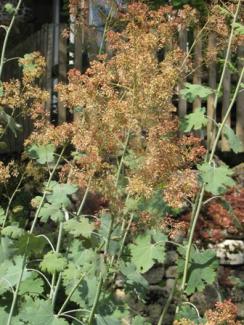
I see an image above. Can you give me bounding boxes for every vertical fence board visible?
[207,33,217,149]
[58,24,68,124]
[45,24,54,115]
[221,53,231,151]
[236,45,244,147]
[193,28,202,111]
[178,28,188,118]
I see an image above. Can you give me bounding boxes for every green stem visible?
[6,147,66,325]
[87,215,114,325]
[180,186,205,292]
[57,274,86,316]
[157,279,177,325]
[207,0,241,151]
[2,174,24,229]
[0,0,23,79]
[99,6,113,55]
[76,176,92,216]
[179,0,242,296]
[30,146,66,233]
[50,222,63,303]
[115,131,130,187]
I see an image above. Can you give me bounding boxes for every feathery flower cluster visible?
[54,3,205,210]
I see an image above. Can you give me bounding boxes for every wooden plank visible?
[193,28,202,111]
[73,0,89,122]
[178,28,187,118]
[45,24,54,115]
[236,45,244,151]
[58,24,68,124]
[221,53,231,151]
[207,32,217,150]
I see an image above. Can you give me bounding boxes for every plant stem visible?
[115,131,130,187]
[76,176,92,216]
[87,215,114,325]
[57,274,86,316]
[207,0,241,151]
[2,174,24,229]
[50,222,63,303]
[99,6,113,55]
[179,0,242,297]
[6,147,66,325]
[0,0,22,79]
[157,279,177,325]
[30,146,66,233]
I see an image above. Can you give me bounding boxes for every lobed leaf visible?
[198,162,235,195]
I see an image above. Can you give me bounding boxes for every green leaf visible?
[17,233,47,256]
[63,217,95,238]
[198,163,235,195]
[19,272,44,296]
[19,298,69,325]
[180,83,214,103]
[98,214,122,255]
[129,232,166,273]
[233,22,244,35]
[4,3,15,14]
[96,315,121,325]
[223,125,243,153]
[46,181,78,208]
[0,255,30,294]
[1,225,25,239]
[40,251,67,274]
[178,248,218,295]
[39,203,65,223]
[181,107,208,132]
[0,108,22,137]
[0,82,3,97]
[120,263,148,296]
[27,144,56,165]
[62,263,88,308]
[0,206,5,224]
[132,315,151,325]
[175,304,203,323]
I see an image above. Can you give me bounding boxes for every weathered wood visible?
[193,28,202,111]
[178,28,188,118]
[207,33,217,150]
[236,45,244,148]
[58,24,68,124]
[221,53,231,151]
[44,24,54,115]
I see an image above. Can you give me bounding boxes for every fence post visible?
[207,32,217,149]
[236,45,244,150]
[178,28,188,118]
[58,24,68,124]
[221,53,231,151]
[193,28,202,111]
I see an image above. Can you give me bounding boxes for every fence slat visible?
[178,28,187,118]
[193,28,202,111]
[58,24,68,124]
[207,33,217,149]
[221,53,231,151]
[236,45,244,148]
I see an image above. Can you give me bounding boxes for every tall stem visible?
[179,0,242,298]
[30,146,66,233]
[6,147,66,325]
[180,67,244,294]
[87,215,114,325]
[2,174,24,229]
[0,0,22,79]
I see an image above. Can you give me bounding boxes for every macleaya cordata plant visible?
[0,1,243,325]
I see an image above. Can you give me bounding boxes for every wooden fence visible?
[2,23,244,153]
